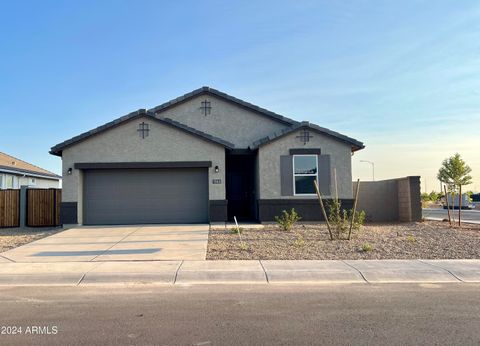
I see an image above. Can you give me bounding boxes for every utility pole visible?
[360,160,375,181]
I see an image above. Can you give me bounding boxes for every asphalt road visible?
[423,208,480,223]
[0,284,479,345]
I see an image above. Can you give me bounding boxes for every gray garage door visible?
[83,168,208,225]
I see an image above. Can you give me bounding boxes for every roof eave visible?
[49,149,62,157]
[148,86,298,126]
[250,123,365,151]
[0,166,61,180]
[352,144,366,152]
[50,109,235,155]
[50,109,150,156]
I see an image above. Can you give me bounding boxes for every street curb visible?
[0,260,478,286]
[424,217,480,225]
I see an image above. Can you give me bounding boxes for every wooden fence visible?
[26,189,62,227]
[0,190,20,227]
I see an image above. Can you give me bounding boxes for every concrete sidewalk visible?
[0,259,479,286]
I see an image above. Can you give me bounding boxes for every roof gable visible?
[50,87,364,155]
[251,121,365,152]
[148,86,298,126]
[50,109,234,156]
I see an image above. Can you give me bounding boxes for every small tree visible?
[437,153,473,225]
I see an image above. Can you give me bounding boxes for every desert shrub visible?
[361,242,374,252]
[406,235,416,243]
[275,208,301,232]
[293,232,305,247]
[326,200,365,240]
[231,224,247,250]
[422,191,441,202]
[353,210,366,230]
[421,192,430,202]
[429,191,440,202]
[230,227,244,234]
[422,191,442,208]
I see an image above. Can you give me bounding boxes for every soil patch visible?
[0,227,63,253]
[207,221,480,260]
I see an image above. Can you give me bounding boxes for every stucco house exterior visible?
[0,152,61,189]
[50,87,364,225]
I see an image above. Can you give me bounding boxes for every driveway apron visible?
[0,225,209,262]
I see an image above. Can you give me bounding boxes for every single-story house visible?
[0,152,61,189]
[50,87,364,225]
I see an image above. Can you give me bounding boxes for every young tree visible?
[437,153,473,225]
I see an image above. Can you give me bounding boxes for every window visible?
[0,175,3,189]
[293,155,318,195]
[5,175,14,189]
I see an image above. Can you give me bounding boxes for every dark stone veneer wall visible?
[60,202,78,224]
[257,199,354,222]
[60,176,421,224]
[209,200,228,222]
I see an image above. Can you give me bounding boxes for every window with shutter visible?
[293,155,318,195]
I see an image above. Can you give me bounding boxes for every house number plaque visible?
[212,179,222,184]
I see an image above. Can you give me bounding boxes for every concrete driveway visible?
[0,225,209,262]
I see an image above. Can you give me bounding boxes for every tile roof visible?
[50,109,234,156]
[148,86,299,125]
[0,152,60,179]
[50,87,364,156]
[250,121,365,152]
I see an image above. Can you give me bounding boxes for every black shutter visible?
[317,155,331,195]
[280,155,293,196]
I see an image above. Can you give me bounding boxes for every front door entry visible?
[226,153,256,221]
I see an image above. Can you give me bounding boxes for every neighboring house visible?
[0,152,61,189]
[50,87,364,225]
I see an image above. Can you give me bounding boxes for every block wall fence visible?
[353,176,421,222]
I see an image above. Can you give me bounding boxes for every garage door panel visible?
[83,168,208,225]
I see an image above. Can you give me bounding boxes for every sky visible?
[1,0,479,192]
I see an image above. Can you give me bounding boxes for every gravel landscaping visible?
[0,227,62,253]
[207,221,480,260]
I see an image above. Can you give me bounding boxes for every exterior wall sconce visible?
[214,166,219,173]
[67,168,72,175]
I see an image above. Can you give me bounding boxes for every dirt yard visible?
[207,221,480,260]
[0,227,62,253]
